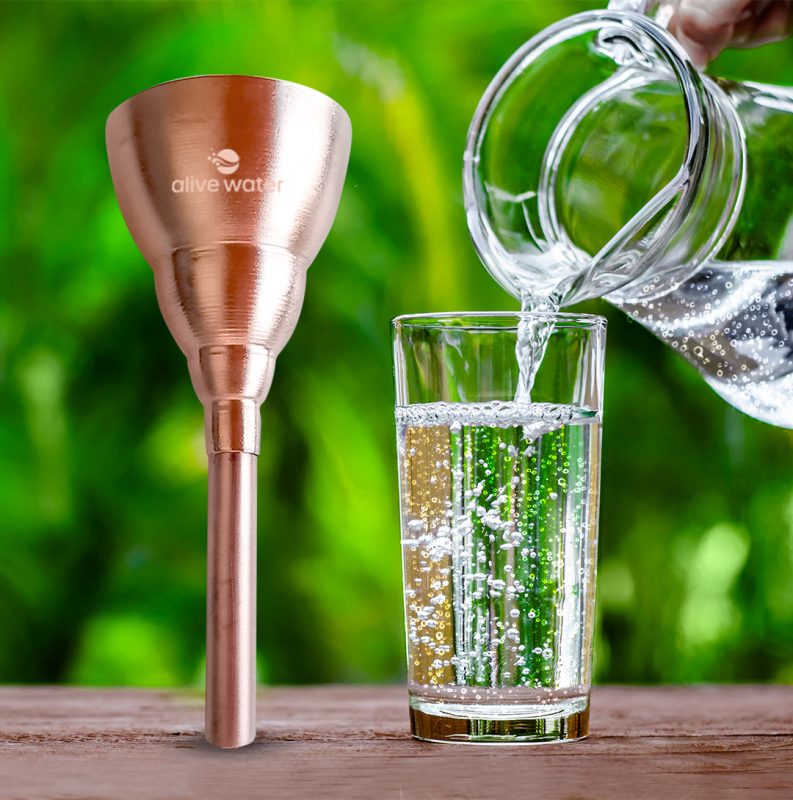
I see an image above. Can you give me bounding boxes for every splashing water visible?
[515,290,562,403]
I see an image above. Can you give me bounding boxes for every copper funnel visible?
[106,75,351,748]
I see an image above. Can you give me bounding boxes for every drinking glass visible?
[393,312,605,743]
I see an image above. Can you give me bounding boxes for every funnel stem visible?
[206,451,257,748]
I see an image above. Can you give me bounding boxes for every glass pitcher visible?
[464,0,793,426]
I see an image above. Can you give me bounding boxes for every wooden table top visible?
[0,685,791,798]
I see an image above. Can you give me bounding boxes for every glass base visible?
[409,696,589,744]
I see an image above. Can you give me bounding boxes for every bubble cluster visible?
[396,401,588,434]
[623,262,793,426]
[397,401,599,705]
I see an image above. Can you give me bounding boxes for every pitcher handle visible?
[608,0,676,28]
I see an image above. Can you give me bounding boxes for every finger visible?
[667,0,757,65]
[667,0,793,64]
[732,0,793,47]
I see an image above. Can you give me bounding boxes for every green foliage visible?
[0,0,791,686]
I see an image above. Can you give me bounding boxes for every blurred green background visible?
[0,0,792,688]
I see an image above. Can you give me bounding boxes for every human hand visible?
[666,0,793,67]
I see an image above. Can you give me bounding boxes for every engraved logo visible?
[171,148,283,194]
[208,148,240,175]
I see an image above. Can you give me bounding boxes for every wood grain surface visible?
[0,685,791,799]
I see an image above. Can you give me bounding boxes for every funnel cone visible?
[106,75,351,748]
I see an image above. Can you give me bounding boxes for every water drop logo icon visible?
[208,148,240,175]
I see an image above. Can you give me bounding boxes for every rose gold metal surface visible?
[105,75,351,748]
[207,452,257,747]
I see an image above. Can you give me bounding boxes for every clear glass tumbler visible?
[393,312,605,743]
